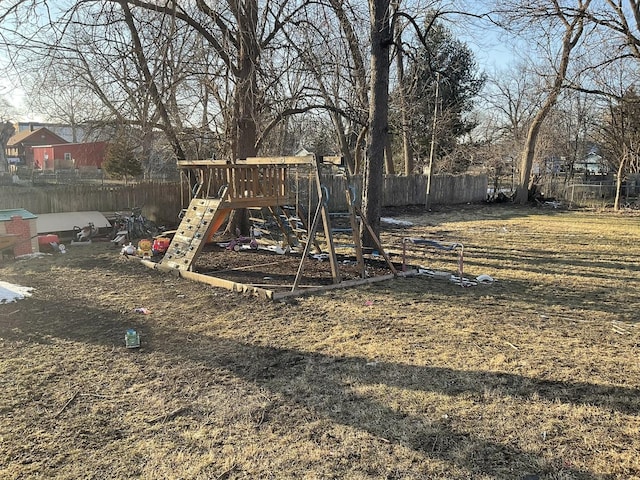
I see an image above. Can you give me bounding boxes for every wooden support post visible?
[313,157,340,284]
[346,186,366,278]
[252,168,260,198]
[320,198,340,283]
[355,205,397,275]
[293,205,322,253]
[292,195,324,291]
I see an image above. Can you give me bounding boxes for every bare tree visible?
[0,96,16,173]
[0,121,14,174]
[479,63,548,196]
[493,0,592,204]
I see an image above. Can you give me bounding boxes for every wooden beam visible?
[346,187,365,278]
[292,196,323,290]
[242,156,314,165]
[178,159,230,167]
[313,156,341,283]
[355,205,397,275]
[179,269,275,299]
[139,258,400,301]
[320,155,344,166]
[141,259,275,299]
[222,197,294,208]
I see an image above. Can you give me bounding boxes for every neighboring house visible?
[32,142,108,171]
[6,127,68,168]
[576,152,608,175]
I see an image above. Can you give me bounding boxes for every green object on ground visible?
[125,329,140,348]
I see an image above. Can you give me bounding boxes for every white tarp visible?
[36,211,111,234]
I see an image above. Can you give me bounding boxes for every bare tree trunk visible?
[362,0,391,247]
[0,121,15,173]
[394,11,412,175]
[384,133,394,174]
[354,126,368,174]
[514,0,591,204]
[329,0,369,176]
[224,0,259,236]
[614,147,627,211]
[331,112,356,174]
[231,0,258,160]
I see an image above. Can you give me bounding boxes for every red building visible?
[6,127,68,168]
[32,142,108,171]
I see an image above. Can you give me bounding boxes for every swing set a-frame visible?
[143,154,398,300]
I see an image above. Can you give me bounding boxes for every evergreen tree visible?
[103,135,143,182]
[394,19,485,173]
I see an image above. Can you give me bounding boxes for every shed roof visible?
[7,127,68,146]
[0,209,38,222]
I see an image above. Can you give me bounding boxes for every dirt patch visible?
[191,243,396,291]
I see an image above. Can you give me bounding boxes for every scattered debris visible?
[145,406,189,425]
[269,245,286,255]
[505,341,519,351]
[49,242,67,254]
[15,252,51,260]
[417,268,451,278]
[54,391,79,418]
[612,321,630,335]
[450,275,477,287]
[475,274,495,284]
[121,242,136,256]
[134,307,151,314]
[74,222,98,242]
[380,217,413,227]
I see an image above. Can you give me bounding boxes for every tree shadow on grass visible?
[2,296,633,479]
[387,268,640,322]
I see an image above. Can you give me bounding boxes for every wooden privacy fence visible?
[0,182,184,225]
[0,173,487,222]
[318,173,487,211]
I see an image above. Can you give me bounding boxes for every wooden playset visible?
[141,154,398,299]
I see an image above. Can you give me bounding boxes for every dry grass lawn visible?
[0,203,638,479]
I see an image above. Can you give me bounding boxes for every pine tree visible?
[103,136,143,182]
[395,18,484,173]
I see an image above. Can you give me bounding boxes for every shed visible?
[5,127,69,169]
[32,142,108,171]
[0,209,39,256]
